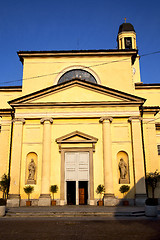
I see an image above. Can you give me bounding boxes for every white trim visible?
[15,111,140,118]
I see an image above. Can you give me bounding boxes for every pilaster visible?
[38,118,53,206]
[7,118,25,207]
[129,117,147,205]
[142,114,159,172]
[99,117,118,206]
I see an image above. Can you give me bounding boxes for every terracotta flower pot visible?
[26,200,31,207]
[51,200,56,206]
[98,200,103,206]
[123,200,129,206]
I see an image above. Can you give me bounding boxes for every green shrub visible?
[146,170,160,199]
[0,198,6,206]
[0,174,10,199]
[50,185,58,200]
[24,185,34,200]
[145,198,158,206]
[119,185,130,197]
[96,184,105,200]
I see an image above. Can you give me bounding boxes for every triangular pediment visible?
[56,130,98,143]
[8,79,146,107]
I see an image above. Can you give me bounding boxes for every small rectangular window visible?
[157,145,160,155]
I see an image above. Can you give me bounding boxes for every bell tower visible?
[117,19,137,50]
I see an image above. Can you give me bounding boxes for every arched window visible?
[57,69,97,84]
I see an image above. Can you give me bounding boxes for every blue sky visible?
[0,0,160,86]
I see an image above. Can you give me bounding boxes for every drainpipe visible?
[140,106,148,196]
[7,109,14,197]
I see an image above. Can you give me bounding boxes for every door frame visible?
[60,148,94,205]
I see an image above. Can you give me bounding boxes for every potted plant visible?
[0,174,9,217]
[0,174,10,199]
[119,185,130,206]
[24,185,34,206]
[50,185,58,206]
[145,170,160,217]
[96,184,105,206]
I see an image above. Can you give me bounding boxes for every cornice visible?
[135,83,160,89]
[140,106,160,116]
[8,79,146,106]
[10,101,144,109]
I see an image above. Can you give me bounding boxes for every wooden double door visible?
[79,181,88,205]
[65,151,89,205]
[67,181,88,205]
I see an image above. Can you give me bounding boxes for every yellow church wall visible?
[0,116,11,176]
[156,130,160,180]
[20,120,43,199]
[22,54,135,96]
[52,118,104,200]
[19,117,104,200]
[18,115,138,200]
[0,90,22,109]
[132,56,141,84]
[142,113,159,173]
[32,85,122,103]
[111,118,135,199]
[135,88,160,106]
[0,116,12,197]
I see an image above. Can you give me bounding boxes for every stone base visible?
[60,200,65,206]
[38,194,51,206]
[27,179,36,184]
[119,179,128,184]
[7,194,20,207]
[103,194,119,206]
[145,205,158,217]
[0,206,6,217]
[135,194,147,206]
[89,200,95,205]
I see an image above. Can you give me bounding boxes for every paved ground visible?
[2,206,160,239]
[0,217,160,240]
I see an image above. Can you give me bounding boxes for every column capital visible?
[12,118,25,124]
[99,116,113,123]
[40,118,53,124]
[128,116,142,122]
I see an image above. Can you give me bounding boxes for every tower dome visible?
[118,23,135,34]
[117,21,136,50]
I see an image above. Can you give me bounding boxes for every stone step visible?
[5,211,145,218]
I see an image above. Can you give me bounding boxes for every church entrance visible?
[79,181,88,205]
[67,181,76,205]
[67,181,88,205]
[65,152,89,205]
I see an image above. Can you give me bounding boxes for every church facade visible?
[0,22,160,207]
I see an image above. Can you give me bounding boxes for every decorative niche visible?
[117,151,130,184]
[26,152,37,185]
